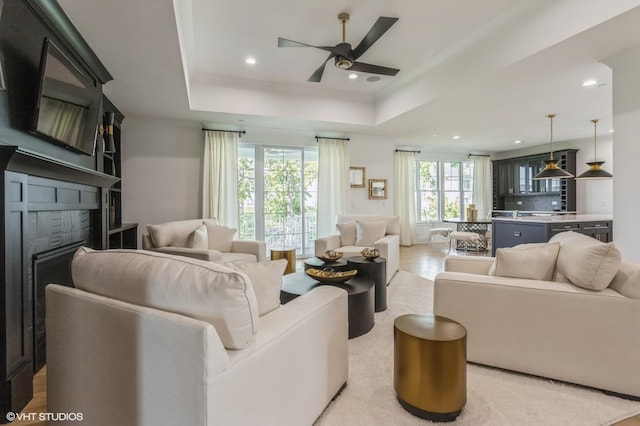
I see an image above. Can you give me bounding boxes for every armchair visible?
[315,214,400,284]
[142,219,266,263]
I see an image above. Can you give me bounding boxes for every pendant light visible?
[533,114,574,180]
[575,119,612,179]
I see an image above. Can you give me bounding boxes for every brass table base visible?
[270,248,296,274]
[394,314,467,422]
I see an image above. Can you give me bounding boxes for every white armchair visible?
[142,219,266,263]
[315,214,400,284]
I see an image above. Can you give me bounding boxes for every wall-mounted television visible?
[30,38,102,156]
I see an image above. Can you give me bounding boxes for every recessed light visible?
[453,135,461,140]
[609,129,614,133]
[348,73,358,79]
[245,57,256,65]
[514,140,523,144]
[366,75,381,82]
[582,79,597,87]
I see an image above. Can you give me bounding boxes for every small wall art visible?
[368,179,387,200]
[350,166,365,188]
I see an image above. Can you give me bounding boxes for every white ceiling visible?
[57,0,640,153]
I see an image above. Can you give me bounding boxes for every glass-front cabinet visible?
[497,155,561,196]
[527,155,560,194]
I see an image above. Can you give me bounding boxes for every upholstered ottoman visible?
[394,314,467,422]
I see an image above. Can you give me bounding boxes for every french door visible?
[238,145,318,256]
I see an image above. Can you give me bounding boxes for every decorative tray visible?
[306,268,357,284]
[316,251,344,263]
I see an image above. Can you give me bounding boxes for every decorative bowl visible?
[361,248,380,260]
[306,268,357,284]
[316,250,344,263]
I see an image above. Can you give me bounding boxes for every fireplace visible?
[32,241,86,371]
[1,146,118,418]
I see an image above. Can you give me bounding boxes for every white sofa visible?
[46,248,348,426]
[141,218,266,263]
[315,214,400,284]
[434,231,640,398]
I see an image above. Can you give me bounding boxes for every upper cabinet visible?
[492,150,577,212]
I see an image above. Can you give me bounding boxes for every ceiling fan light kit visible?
[576,119,613,179]
[277,12,400,82]
[533,114,574,180]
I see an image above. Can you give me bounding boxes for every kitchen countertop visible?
[491,214,613,223]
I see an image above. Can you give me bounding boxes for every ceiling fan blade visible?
[349,61,400,76]
[278,38,335,53]
[352,17,398,60]
[308,54,335,83]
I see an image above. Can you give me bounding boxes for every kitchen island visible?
[491,214,613,255]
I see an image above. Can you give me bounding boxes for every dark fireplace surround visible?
[1,146,118,418]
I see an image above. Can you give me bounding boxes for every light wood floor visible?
[14,244,640,425]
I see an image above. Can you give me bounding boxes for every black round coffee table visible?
[347,256,387,312]
[281,272,375,338]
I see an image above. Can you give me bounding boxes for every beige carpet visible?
[316,270,640,426]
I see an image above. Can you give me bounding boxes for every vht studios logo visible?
[5,411,84,422]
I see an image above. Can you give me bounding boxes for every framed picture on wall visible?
[350,166,365,188]
[368,179,387,200]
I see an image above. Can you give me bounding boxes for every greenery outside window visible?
[238,144,318,256]
[416,160,473,221]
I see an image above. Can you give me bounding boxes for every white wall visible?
[605,45,640,262]
[121,116,202,246]
[347,135,395,215]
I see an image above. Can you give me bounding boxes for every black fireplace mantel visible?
[0,145,120,188]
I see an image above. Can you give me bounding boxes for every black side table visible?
[281,272,375,339]
[347,256,387,312]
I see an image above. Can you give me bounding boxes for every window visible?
[416,160,473,221]
[238,145,318,256]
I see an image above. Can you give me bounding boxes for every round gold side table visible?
[394,314,467,422]
[270,247,296,274]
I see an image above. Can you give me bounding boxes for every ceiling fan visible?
[278,13,400,83]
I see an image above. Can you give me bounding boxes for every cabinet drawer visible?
[550,223,580,232]
[581,221,610,230]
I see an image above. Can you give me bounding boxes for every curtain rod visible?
[202,128,246,136]
[315,136,350,141]
[468,153,490,158]
[395,149,421,154]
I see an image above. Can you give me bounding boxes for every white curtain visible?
[393,151,417,246]
[317,138,349,237]
[472,156,492,220]
[202,131,239,228]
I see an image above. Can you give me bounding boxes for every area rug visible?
[315,270,640,426]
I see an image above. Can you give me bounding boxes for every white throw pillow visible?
[186,224,208,249]
[494,242,560,281]
[72,247,259,349]
[220,259,288,316]
[204,221,237,252]
[549,231,622,290]
[336,222,357,246]
[355,220,387,247]
[608,259,640,298]
[147,219,204,247]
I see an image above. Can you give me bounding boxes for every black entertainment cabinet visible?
[0,0,137,418]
